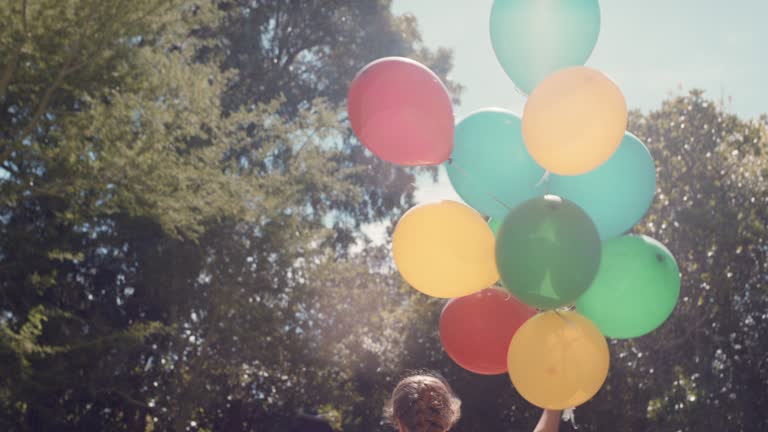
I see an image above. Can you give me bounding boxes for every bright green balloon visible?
[496,196,601,310]
[490,0,601,94]
[549,132,656,240]
[576,235,680,339]
[446,109,545,219]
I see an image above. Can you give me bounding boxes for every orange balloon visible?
[392,201,499,298]
[522,67,627,175]
[507,311,609,409]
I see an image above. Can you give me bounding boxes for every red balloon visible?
[440,288,536,375]
[347,57,454,166]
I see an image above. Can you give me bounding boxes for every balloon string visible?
[535,171,551,194]
[447,159,514,211]
[554,310,575,325]
[512,84,528,100]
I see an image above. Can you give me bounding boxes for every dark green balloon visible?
[576,235,680,339]
[495,196,601,310]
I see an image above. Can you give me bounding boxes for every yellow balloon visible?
[507,311,609,409]
[392,201,499,298]
[522,67,627,175]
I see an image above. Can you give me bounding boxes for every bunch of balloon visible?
[345,0,681,414]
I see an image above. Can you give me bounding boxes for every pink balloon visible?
[347,57,454,166]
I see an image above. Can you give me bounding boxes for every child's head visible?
[384,371,461,432]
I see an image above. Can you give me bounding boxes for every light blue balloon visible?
[490,0,601,94]
[549,132,656,239]
[446,108,545,219]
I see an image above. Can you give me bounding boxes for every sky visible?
[364,0,767,241]
[388,0,768,201]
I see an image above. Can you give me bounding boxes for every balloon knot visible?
[562,408,577,428]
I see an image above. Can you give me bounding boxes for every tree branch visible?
[0,45,22,101]
[21,0,28,33]
[0,59,83,164]
[19,67,69,135]
[95,388,151,409]
[656,313,711,350]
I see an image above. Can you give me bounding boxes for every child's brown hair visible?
[383,371,461,431]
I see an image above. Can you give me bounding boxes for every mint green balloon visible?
[496,195,601,310]
[549,132,656,240]
[488,218,504,287]
[488,217,503,235]
[576,235,680,339]
[490,0,601,94]
[446,109,545,220]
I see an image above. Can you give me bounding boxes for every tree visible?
[1,1,459,431]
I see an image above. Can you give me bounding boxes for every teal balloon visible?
[549,132,656,239]
[496,195,601,310]
[446,109,545,219]
[576,235,680,339]
[490,0,601,94]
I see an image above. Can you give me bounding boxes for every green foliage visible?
[1,1,458,431]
